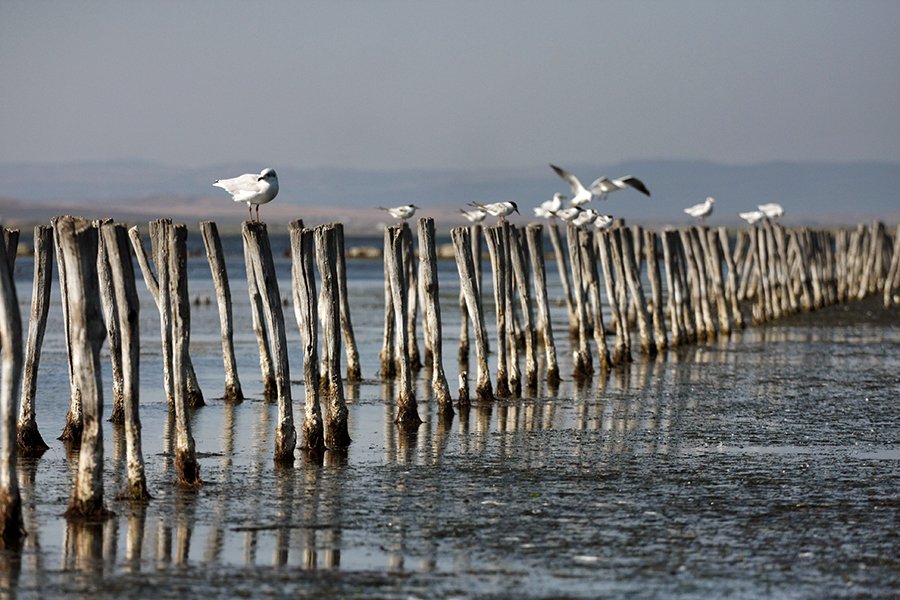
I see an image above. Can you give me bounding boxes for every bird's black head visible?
[511,201,520,214]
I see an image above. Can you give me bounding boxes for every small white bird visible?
[533,206,556,219]
[572,208,599,228]
[684,196,715,222]
[555,206,581,222]
[469,201,520,221]
[738,210,766,225]
[590,175,651,199]
[460,207,487,223]
[533,192,566,218]
[593,214,614,229]
[550,164,593,206]
[757,203,784,219]
[213,167,279,222]
[379,204,420,222]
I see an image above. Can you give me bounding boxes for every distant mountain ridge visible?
[1,159,897,231]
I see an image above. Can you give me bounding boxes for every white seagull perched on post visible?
[572,208,599,229]
[379,204,420,222]
[757,203,785,219]
[213,167,279,222]
[684,196,715,223]
[593,214,614,229]
[533,192,566,218]
[460,207,488,223]
[468,201,520,222]
[738,210,766,225]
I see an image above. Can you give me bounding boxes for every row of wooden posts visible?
[0,215,898,547]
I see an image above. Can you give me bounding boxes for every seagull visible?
[684,196,715,223]
[213,168,279,222]
[469,201,520,222]
[379,204,420,222]
[460,207,488,223]
[550,164,593,206]
[593,214,614,229]
[572,208,599,228]
[738,210,766,225]
[757,203,784,219]
[591,175,651,199]
[533,192,566,218]
[555,206,581,222]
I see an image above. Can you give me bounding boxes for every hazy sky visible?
[3,0,899,171]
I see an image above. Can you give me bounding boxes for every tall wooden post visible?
[509,226,537,388]
[385,226,421,429]
[417,218,453,416]
[379,227,396,378]
[547,223,577,333]
[17,226,52,455]
[485,226,511,396]
[525,224,560,383]
[644,229,669,352]
[451,227,493,403]
[54,216,109,518]
[333,223,362,382]
[200,221,243,402]
[579,229,611,371]
[566,225,593,378]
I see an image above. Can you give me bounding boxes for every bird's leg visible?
[256,205,260,223]
[248,204,253,222]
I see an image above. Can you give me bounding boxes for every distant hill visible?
[1,159,897,232]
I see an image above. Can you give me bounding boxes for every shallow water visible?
[3,234,899,598]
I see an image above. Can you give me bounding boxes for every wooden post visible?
[315,225,352,447]
[379,227,396,378]
[451,227,493,403]
[525,224,560,383]
[99,223,150,500]
[0,221,24,545]
[1,229,18,272]
[54,216,109,518]
[884,224,900,308]
[385,226,421,429]
[240,226,276,399]
[502,223,521,396]
[485,226,511,396]
[597,230,626,364]
[417,218,453,416]
[17,226,52,455]
[333,223,362,382]
[95,219,125,423]
[620,227,655,354]
[289,221,324,451]
[244,222,297,462]
[200,221,243,402]
[129,224,205,408]
[660,230,682,347]
[547,223,577,333]
[566,225,593,378]
[700,227,731,336]
[509,226,537,388]
[54,221,83,444]
[579,229,611,371]
[165,223,201,485]
[718,227,745,329]
[643,230,668,351]
[400,223,421,371]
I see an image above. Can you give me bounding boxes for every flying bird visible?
[738,210,766,225]
[468,201,520,222]
[757,203,785,219]
[550,164,593,206]
[213,168,279,222]
[379,204,420,222]
[591,175,651,199]
[684,197,715,223]
[460,207,488,223]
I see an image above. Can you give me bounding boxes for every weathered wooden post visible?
[699,226,731,336]
[597,230,627,364]
[885,224,900,308]
[525,224,560,383]
[0,222,24,545]
[165,223,201,485]
[240,225,276,399]
[289,222,324,451]
[399,223,422,371]
[99,223,150,500]
[243,221,297,463]
[129,223,205,408]
[660,230,683,347]
[566,225,593,378]
[17,226,52,455]
[451,227,493,403]
[502,223,521,396]
[2,229,18,272]
[385,226,422,429]
[315,225,352,447]
[54,216,109,517]
[54,222,83,444]
[95,219,125,423]
[509,225,537,388]
[379,227,396,378]
[333,223,362,382]
[620,227,655,354]
[485,226,512,396]
[718,227,745,329]
[644,229,669,352]
[579,229,611,371]
[547,222,577,333]
[417,218,453,416]
[200,221,243,402]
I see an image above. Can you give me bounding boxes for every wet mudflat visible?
[3,246,899,599]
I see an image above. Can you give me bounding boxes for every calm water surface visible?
[2,232,898,598]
